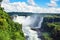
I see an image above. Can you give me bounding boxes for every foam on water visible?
[13,15,43,40]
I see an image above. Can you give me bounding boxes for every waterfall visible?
[12,15,43,40]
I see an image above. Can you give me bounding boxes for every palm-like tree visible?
[0,0,2,2]
[0,0,2,6]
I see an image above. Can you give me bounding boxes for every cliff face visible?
[41,16,60,40]
[0,7,25,40]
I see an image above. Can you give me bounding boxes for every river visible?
[13,15,43,40]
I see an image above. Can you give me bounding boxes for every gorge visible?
[0,7,60,40]
[12,14,43,40]
[9,12,60,40]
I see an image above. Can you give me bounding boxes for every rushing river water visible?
[13,15,43,40]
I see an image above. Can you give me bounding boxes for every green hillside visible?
[0,7,25,40]
[42,16,60,40]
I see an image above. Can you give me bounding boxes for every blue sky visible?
[9,0,60,8]
[2,0,60,13]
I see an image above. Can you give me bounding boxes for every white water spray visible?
[13,15,43,40]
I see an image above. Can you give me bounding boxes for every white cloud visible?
[1,0,60,13]
[47,0,59,7]
[27,0,36,6]
[2,0,10,3]
[1,0,41,13]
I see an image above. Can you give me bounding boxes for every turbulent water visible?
[13,15,43,40]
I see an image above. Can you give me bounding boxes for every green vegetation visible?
[0,7,25,40]
[47,22,60,30]
[42,16,60,40]
[0,0,2,2]
[0,0,2,6]
[42,32,53,40]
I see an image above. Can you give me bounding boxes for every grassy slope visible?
[42,16,60,40]
[0,7,25,40]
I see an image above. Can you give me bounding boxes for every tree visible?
[0,0,2,2]
[0,0,2,6]
[0,7,25,40]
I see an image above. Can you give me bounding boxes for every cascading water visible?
[12,15,43,40]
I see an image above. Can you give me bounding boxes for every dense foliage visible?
[0,7,25,40]
[41,16,60,40]
[0,0,2,2]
